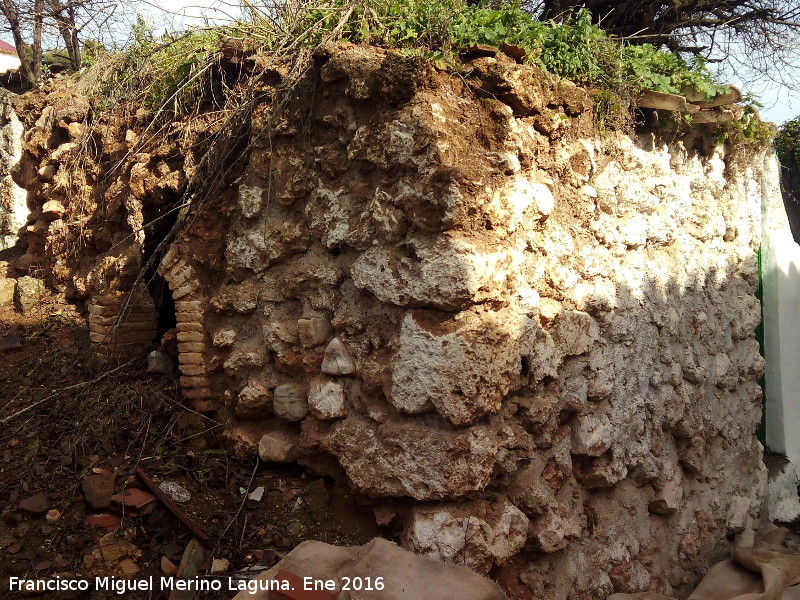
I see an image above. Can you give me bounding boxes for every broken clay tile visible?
[85,513,122,532]
[271,570,339,600]
[110,488,158,515]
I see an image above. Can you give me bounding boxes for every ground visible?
[0,299,381,599]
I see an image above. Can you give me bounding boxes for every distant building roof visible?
[0,41,17,56]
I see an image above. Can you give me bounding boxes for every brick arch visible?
[157,245,214,408]
[87,282,156,357]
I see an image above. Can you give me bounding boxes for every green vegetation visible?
[296,0,729,99]
[79,17,226,116]
[77,0,752,131]
[775,116,800,165]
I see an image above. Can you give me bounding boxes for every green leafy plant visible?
[775,116,800,164]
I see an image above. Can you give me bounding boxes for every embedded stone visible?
[147,350,174,375]
[649,473,682,516]
[273,383,309,421]
[390,310,525,425]
[235,380,273,418]
[570,412,612,456]
[258,431,297,463]
[297,317,333,348]
[320,338,356,375]
[553,310,598,356]
[308,376,347,419]
[322,415,504,500]
[41,200,65,220]
[402,497,528,574]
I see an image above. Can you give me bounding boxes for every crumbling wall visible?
[0,89,26,250]
[6,46,769,599]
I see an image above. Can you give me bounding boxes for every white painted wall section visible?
[762,151,800,506]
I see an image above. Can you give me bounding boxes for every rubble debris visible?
[136,467,210,543]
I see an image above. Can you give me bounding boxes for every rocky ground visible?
[0,296,381,599]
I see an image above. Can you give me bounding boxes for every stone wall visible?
[0,89,26,250]
[4,47,771,599]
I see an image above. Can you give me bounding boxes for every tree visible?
[1,0,44,87]
[0,0,132,88]
[532,0,800,90]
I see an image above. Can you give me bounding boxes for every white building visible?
[0,41,20,74]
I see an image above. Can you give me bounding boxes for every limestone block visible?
[210,281,259,313]
[648,473,683,516]
[527,502,585,553]
[350,234,515,311]
[264,321,297,353]
[402,497,528,574]
[308,376,347,420]
[507,458,556,516]
[273,383,309,422]
[297,317,333,348]
[15,276,46,313]
[41,199,65,220]
[238,185,265,218]
[553,310,599,356]
[212,329,237,348]
[322,415,504,500]
[570,413,612,457]
[0,277,15,305]
[321,338,356,375]
[37,163,57,182]
[390,310,524,425]
[235,379,273,418]
[223,349,265,372]
[258,431,297,463]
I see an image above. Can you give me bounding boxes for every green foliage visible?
[622,45,729,99]
[775,116,800,165]
[291,0,728,101]
[82,18,227,120]
[83,0,741,125]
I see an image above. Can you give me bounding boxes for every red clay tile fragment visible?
[110,487,157,515]
[85,513,121,531]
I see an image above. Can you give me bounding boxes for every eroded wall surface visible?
[6,47,770,599]
[0,89,26,250]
